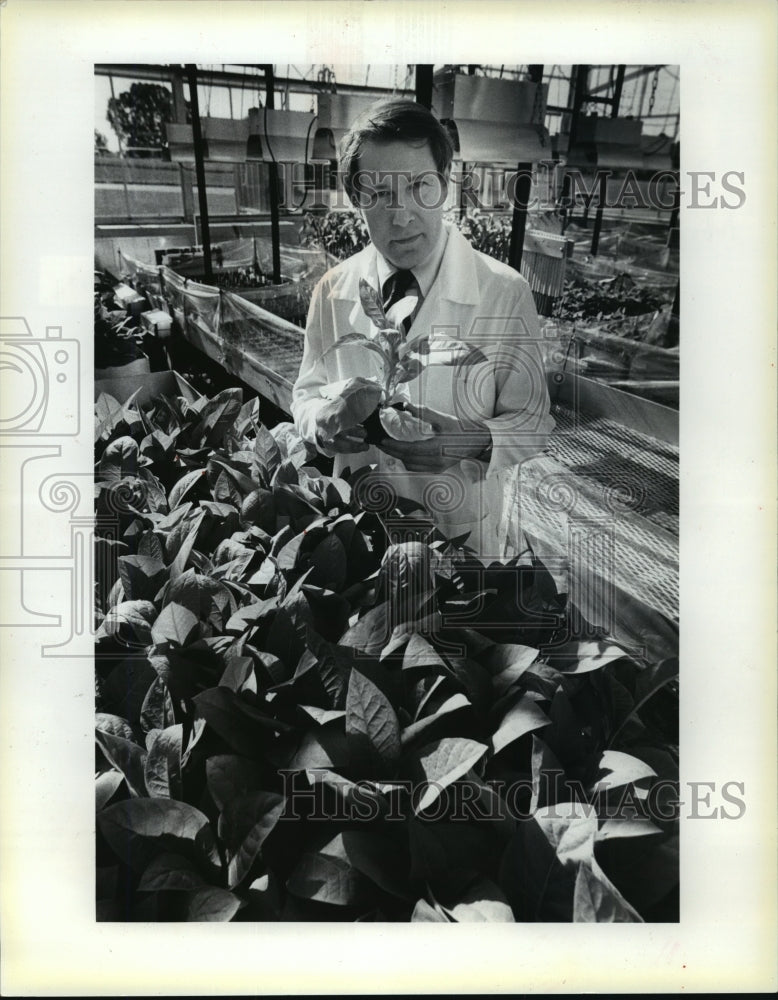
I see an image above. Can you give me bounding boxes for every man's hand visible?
[378,403,491,473]
[314,397,370,456]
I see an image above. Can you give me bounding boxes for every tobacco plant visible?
[94,380,679,923]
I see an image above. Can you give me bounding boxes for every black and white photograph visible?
[1,1,776,994]
[92,61,682,924]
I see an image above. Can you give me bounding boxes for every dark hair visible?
[339,99,454,205]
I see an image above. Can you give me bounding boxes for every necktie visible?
[381,269,421,334]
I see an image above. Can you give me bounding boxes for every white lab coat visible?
[291,223,555,559]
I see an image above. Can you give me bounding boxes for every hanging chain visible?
[648,68,659,116]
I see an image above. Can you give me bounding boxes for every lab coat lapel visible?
[327,224,481,339]
[404,225,480,347]
[327,244,381,332]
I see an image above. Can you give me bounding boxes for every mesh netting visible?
[121,253,307,386]
[511,400,678,621]
[158,237,336,283]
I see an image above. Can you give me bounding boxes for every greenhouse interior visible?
[95,63,680,924]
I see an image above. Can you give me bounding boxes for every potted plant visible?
[318,279,488,446]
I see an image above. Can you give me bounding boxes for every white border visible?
[1,0,776,994]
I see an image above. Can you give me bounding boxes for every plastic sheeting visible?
[120,252,307,402]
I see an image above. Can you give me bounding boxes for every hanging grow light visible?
[311,92,381,160]
[564,114,673,172]
[431,69,550,164]
[166,117,250,163]
[246,107,317,163]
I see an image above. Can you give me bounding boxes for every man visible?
[291,99,554,559]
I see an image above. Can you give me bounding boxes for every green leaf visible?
[337,831,411,899]
[98,436,139,482]
[100,658,158,726]
[529,735,565,812]
[339,602,393,658]
[289,728,351,770]
[535,801,599,866]
[213,469,243,506]
[392,357,424,386]
[573,861,642,922]
[305,769,388,818]
[169,510,206,580]
[596,818,662,842]
[491,696,550,755]
[359,278,391,329]
[592,750,657,794]
[219,655,256,693]
[345,669,401,769]
[253,423,282,483]
[299,705,346,726]
[95,729,147,798]
[209,455,258,498]
[408,818,496,881]
[188,388,243,449]
[98,798,220,874]
[411,898,450,922]
[137,529,165,564]
[401,693,470,748]
[402,634,450,673]
[446,877,515,923]
[307,533,348,592]
[412,674,448,720]
[144,724,183,799]
[162,567,205,617]
[206,755,263,812]
[193,687,287,756]
[151,602,199,647]
[96,599,156,645]
[183,886,241,922]
[96,770,125,811]
[117,554,168,602]
[594,833,679,915]
[168,468,208,511]
[140,676,176,734]
[96,712,137,743]
[607,657,679,748]
[95,392,123,441]
[549,639,631,674]
[500,800,598,921]
[218,790,286,888]
[412,737,488,813]
[286,851,369,907]
[138,852,208,892]
[483,641,538,678]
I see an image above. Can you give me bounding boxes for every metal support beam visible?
[568,64,589,149]
[171,67,188,124]
[611,65,626,117]
[264,64,282,285]
[590,170,608,255]
[415,65,433,108]
[507,165,532,273]
[185,64,213,284]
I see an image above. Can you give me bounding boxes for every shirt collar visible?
[375,224,450,298]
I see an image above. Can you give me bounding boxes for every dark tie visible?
[381,269,421,334]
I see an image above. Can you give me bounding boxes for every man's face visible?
[353,138,449,270]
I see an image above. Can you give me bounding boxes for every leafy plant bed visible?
[94,381,679,923]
